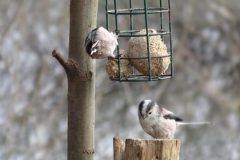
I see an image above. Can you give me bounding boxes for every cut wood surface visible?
[114,138,181,160]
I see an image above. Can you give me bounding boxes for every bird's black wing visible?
[164,114,183,122]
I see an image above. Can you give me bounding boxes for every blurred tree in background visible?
[0,0,239,160]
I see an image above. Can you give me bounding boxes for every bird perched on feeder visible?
[85,27,118,59]
[138,99,210,139]
[128,29,170,76]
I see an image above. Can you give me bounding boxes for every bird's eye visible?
[148,112,152,115]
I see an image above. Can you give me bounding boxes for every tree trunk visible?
[52,0,98,160]
[113,138,181,160]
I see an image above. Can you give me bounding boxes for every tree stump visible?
[114,138,181,160]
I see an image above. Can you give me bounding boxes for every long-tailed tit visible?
[138,99,210,139]
[85,27,118,59]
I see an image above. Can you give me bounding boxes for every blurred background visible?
[0,0,240,159]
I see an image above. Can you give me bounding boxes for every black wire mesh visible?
[105,0,173,82]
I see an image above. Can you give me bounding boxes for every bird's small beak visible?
[141,115,147,120]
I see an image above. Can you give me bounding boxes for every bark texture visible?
[53,0,98,159]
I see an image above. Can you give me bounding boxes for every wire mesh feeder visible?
[105,0,173,82]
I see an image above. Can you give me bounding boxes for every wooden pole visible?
[68,0,98,159]
[113,138,181,160]
[52,0,98,160]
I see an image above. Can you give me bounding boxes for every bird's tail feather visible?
[177,121,210,125]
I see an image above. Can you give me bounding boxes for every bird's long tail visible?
[177,121,211,126]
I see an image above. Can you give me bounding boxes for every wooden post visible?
[114,138,125,160]
[114,138,181,160]
[52,0,98,160]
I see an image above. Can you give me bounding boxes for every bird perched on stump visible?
[138,99,210,139]
[85,27,118,59]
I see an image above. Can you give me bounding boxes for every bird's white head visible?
[138,99,160,119]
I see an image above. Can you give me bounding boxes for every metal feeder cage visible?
[105,0,173,82]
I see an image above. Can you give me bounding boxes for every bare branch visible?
[52,49,93,81]
[52,49,69,71]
